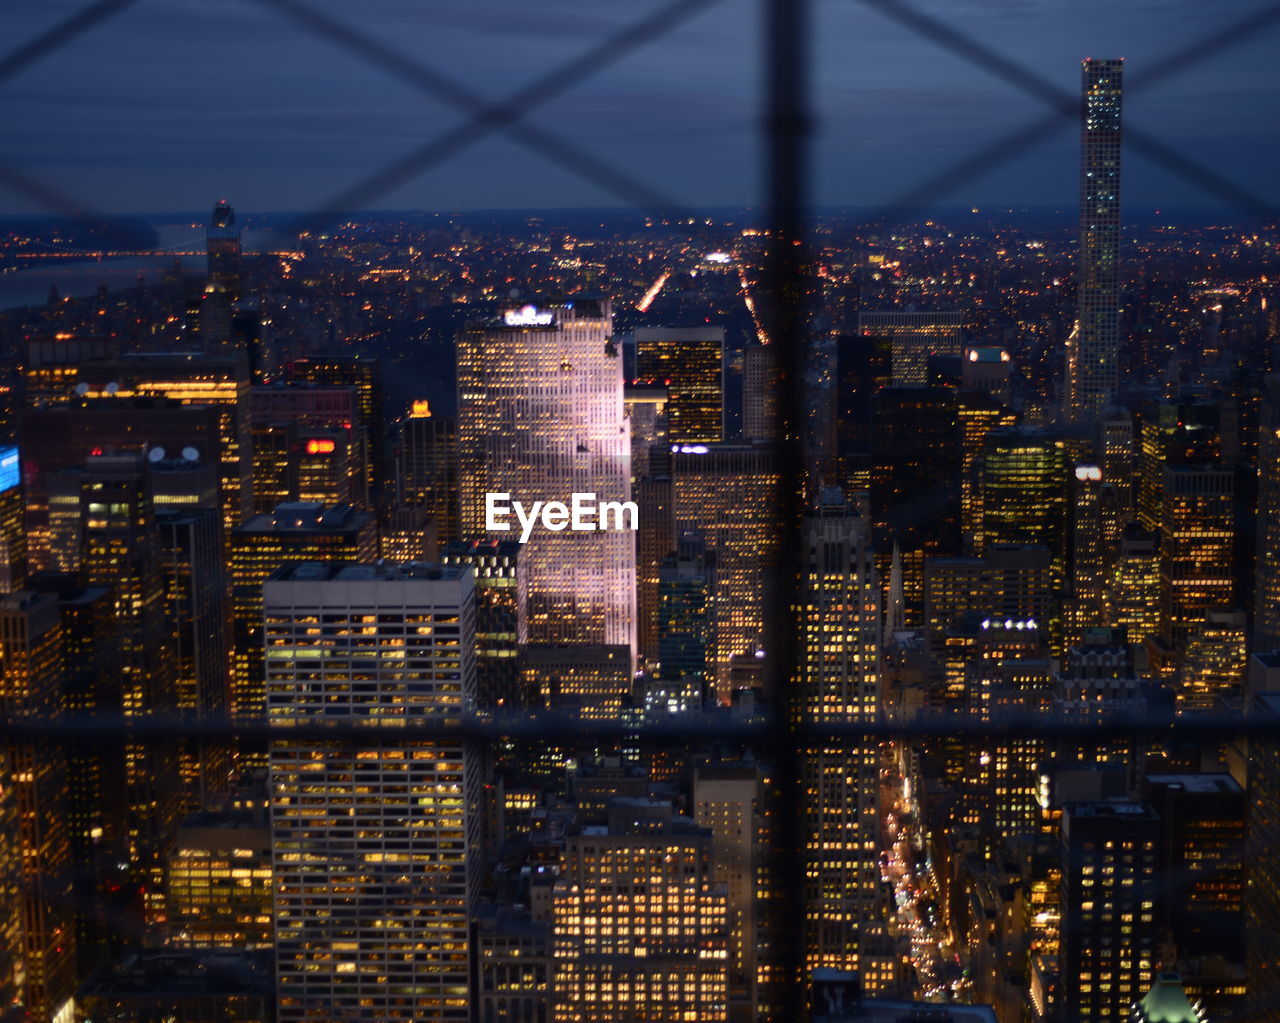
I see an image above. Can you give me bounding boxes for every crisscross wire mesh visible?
[0,0,1278,1018]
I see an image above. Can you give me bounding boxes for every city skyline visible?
[0,10,1278,1021]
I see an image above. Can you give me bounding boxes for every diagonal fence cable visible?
[249,0,727,232]
[853,0,1280,224]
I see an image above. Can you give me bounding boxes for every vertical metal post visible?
[764,0,810,1017]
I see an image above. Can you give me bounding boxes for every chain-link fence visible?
[1,0,1278,1019]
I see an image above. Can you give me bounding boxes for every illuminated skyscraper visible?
[156,504,232,807]
[266,561,478,1023]
[166,810,273,951]
[799,490,886,988]
[654,534,717,711]
[742,342,781,442]
[519,643,631,721]
[0,446,24,594]
[1248,692,1280,1019]
[75,454,182,885]
[957,390,1017,552]
[250,382,370,509]
[440,539,526,712]
[858,310,963,387]
[1256,375,1280,649]
[206,199,242,300]
[692,765,761,1014]
[1179,609,1247,713]
[1108,523,1161,646]
[634,326,724,443]
[1066,58,1124,423]
[22,397,222,571]
[0,591,77,1023]
[286,356,384,499]
[229,502,376,734]
[979,426,1069,588]
[670,442,782,691]
[458,298,635,651]
[73,353,253,536]
[397,402,458,541]
[1059,801,1158,1021]
[1160,466,1234,654]
[552,800,728,1022]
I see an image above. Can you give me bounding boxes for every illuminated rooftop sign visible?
[0,447,16,493]
[503,305,555,327]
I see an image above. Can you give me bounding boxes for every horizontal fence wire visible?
[0,2,1279,1020]
[2,711,1276,744]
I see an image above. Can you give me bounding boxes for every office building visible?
[76,454,183,884]
[0,447,24,594]
[458,297,635,650]
[206,199,242,299]
[654,534,717,711]
[1256,375,1280,649]
[156,505,233,806]
[520,643,631,721]
[229,502,376,734]
[250,382,370,508]
[800,491,887,988]
[266,561,478,1023]
[693,765,762,1015]
[671,442,782,691]
[0,592,77,1023]
[24,573,126,953]
[166,810,273,951]
[440,539,526,712]
[71,353,253,536]
[978,426,1069,587]
[1059,801,1158,1021]
[552,801,728,1022]
[1160,466,1234,653]
[634,326,724,443]
[871,387,960,625]
[858,310,963,387]
[285,355,384,498]
[742,342,780,442]
[1179,609,1247,713]
[1066,59,1124,423]
[78,950,273,1023]
[1248,692,1280,1019]
[397,402,458,541]
[21,397,222,572]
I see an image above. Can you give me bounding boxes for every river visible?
[0,221,275,311]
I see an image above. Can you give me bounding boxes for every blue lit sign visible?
[0,447,17,493]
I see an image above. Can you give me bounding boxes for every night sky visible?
[2,0,1278,217]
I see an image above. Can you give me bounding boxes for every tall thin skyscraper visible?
[1256,375,1280,649]
[799,490,888,989]
[457,297,635,651]
[266,561,478,1023]
[1067,58,1124,423]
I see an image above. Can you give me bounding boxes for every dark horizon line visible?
[0,201,1272,227]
